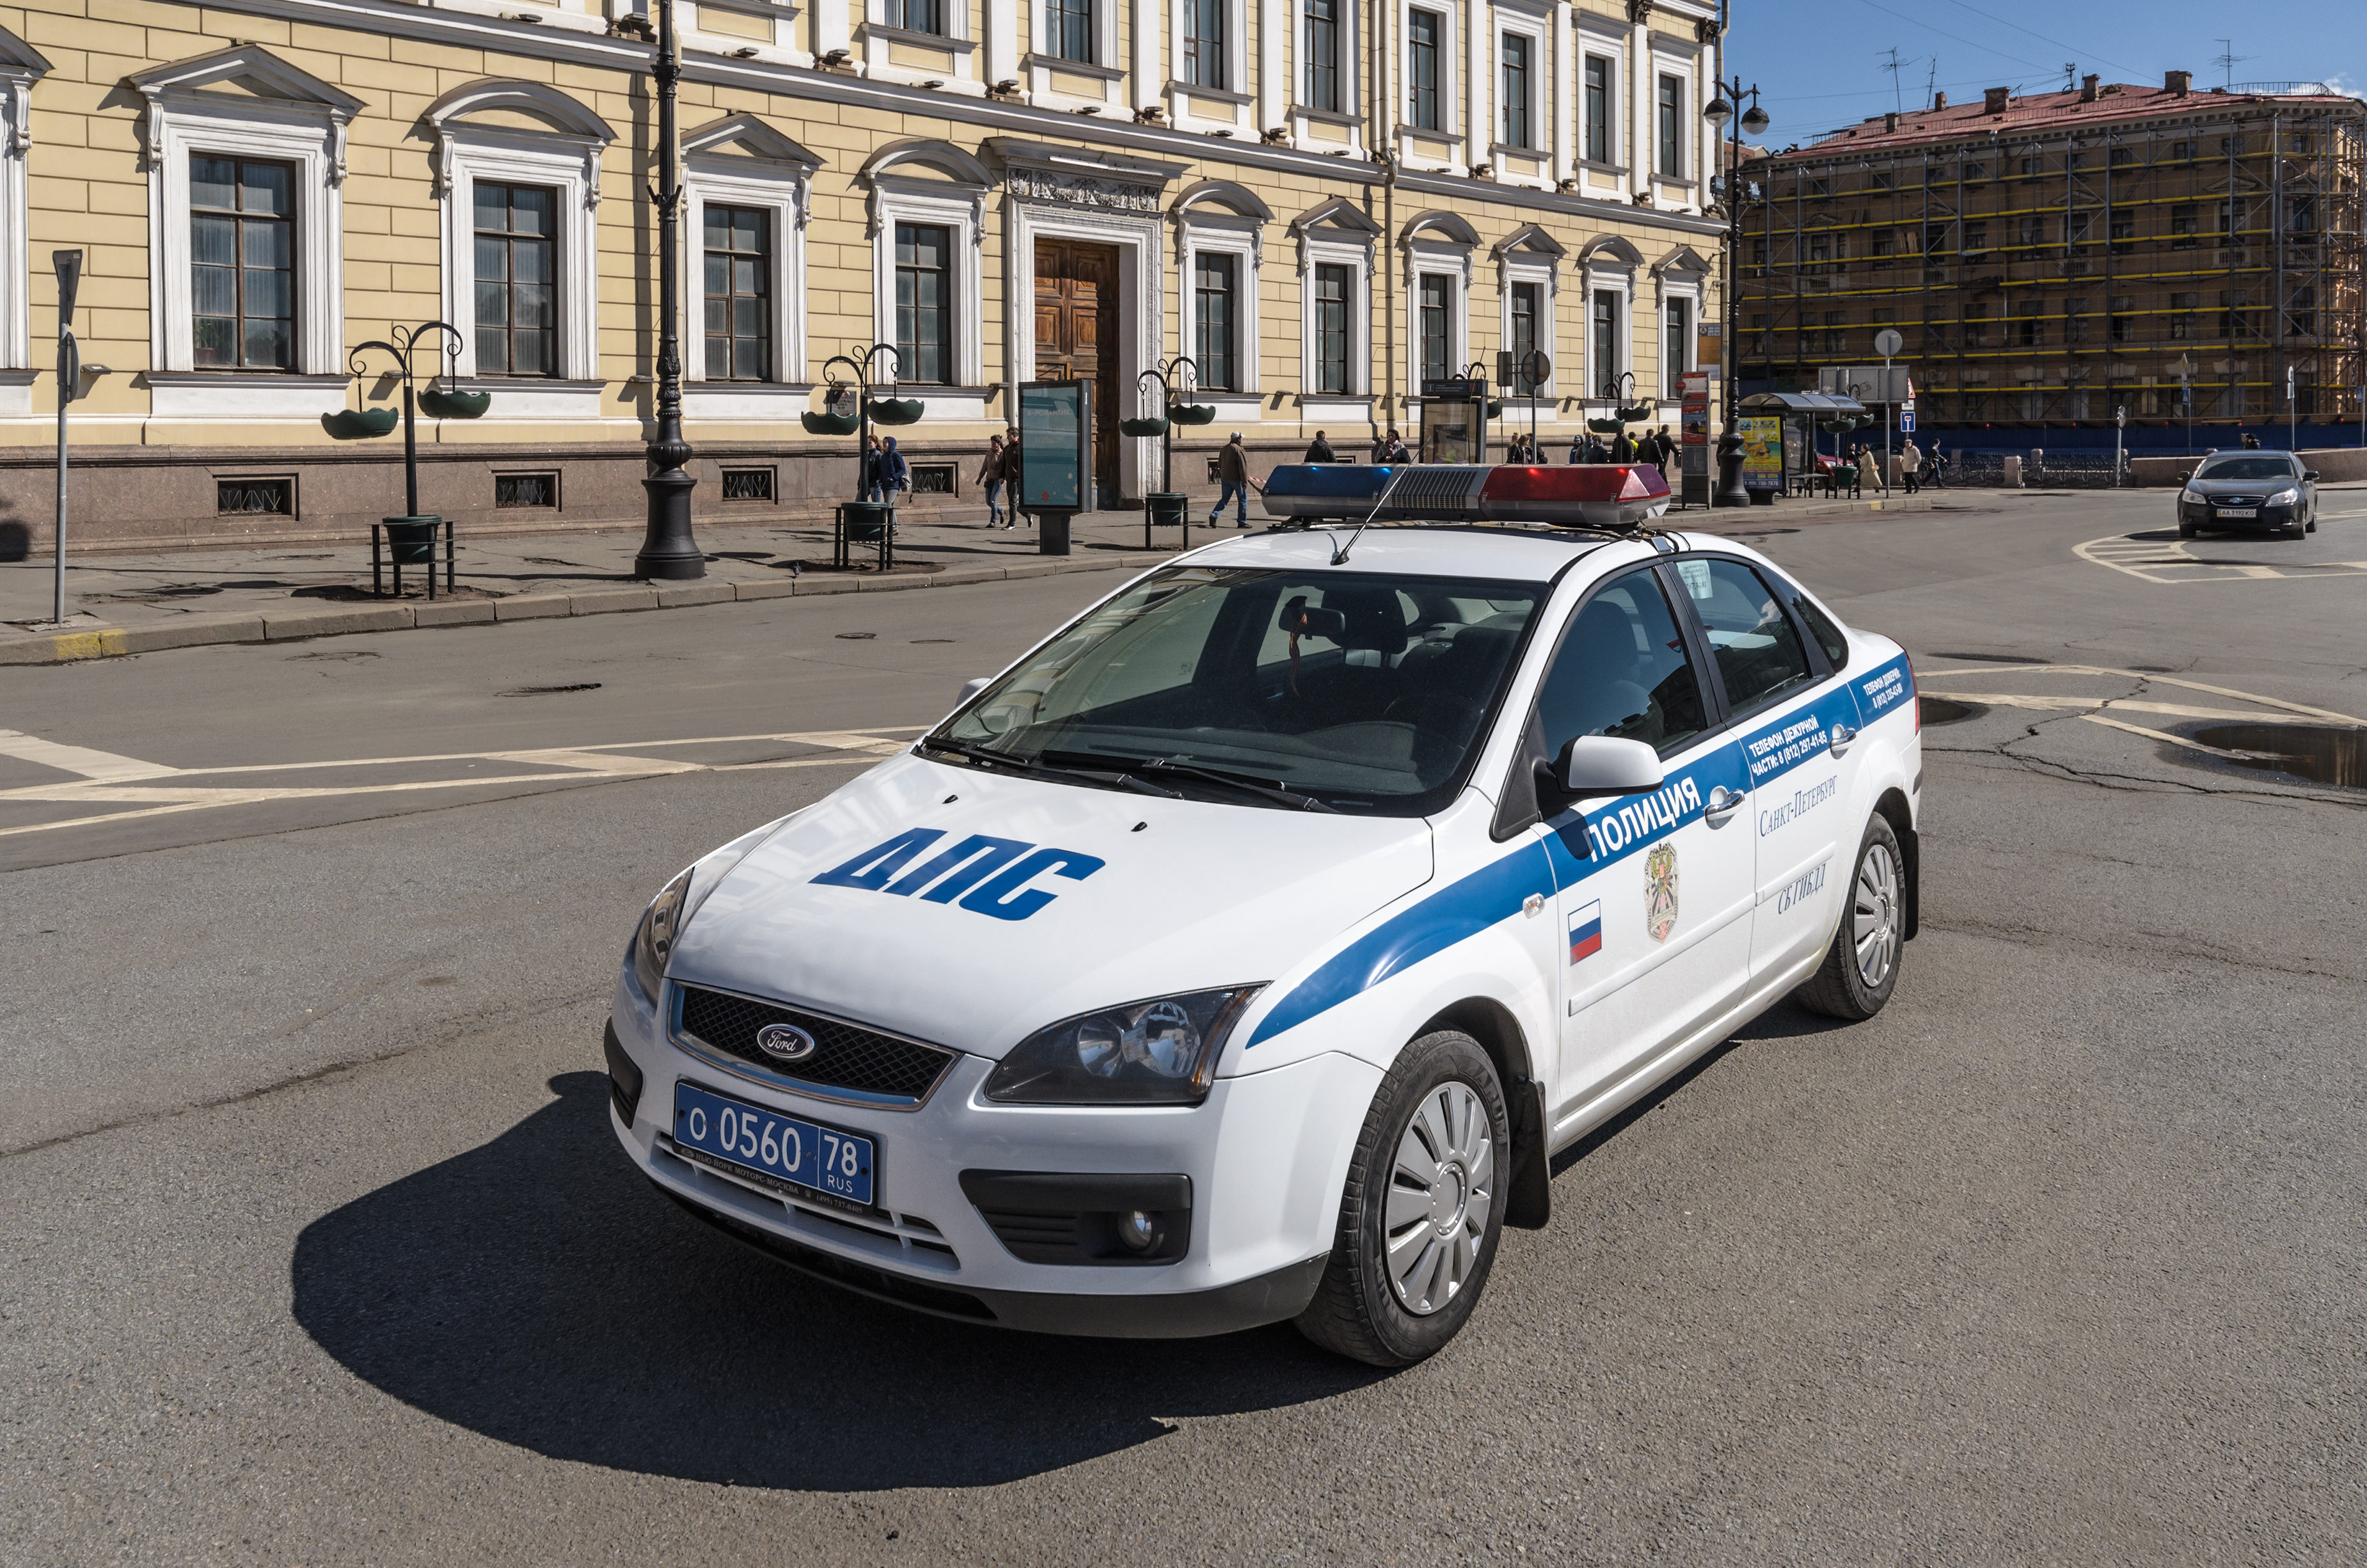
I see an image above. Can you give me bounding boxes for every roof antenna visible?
[1330,463,1413,566]
[1924,57,1939,110]
[2212,40,2254,90]
[1879,47,1912,113]
[2061,61,2077,92]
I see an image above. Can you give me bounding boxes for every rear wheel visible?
[1794,814,1906,1021]
[1295,1031,1509,1367]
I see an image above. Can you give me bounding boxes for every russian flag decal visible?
[1568,900,1603,965]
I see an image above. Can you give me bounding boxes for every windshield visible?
[2195,456,2300,481]
[933,566,1546,814]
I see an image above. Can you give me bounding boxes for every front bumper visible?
[2179,499,2304,529]
[604,972,1375,1338]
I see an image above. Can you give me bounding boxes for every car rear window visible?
[2195,456,2300,481]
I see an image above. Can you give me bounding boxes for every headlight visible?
[629,869,695,1003]
[2179,488,2204,505]
[2268,486,2300,506]
[983,986,1265,1105]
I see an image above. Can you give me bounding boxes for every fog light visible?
[1115,1209,1161,1253]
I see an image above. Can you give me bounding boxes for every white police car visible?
[603,466,1922,1366]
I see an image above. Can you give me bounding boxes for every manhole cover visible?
[2190,724,2367,788]
[1919,697,1983,725]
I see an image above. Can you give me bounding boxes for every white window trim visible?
[1180,224,1260,395]
[1491,11,1548,162]
[861,0,985,94]
[1656,280,1704,402]
[1649,44,1701,196]
[1575,36,1625,170]
[0,31,45,393]
[1299,237,1370,399]
[1168,0,1251,130]
[1029,0,1124,106]
[1406,244,1471,395]
[871,178,986,393]
[1497,256,1558,400]
[1582,265,1635,403]
[683,171,809,400]
[1397,0,1462,150]
[138,75,356,414]
[1295,0,1362,118]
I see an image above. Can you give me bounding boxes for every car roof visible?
[1173,524,1762,585]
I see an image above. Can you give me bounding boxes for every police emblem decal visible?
[1644,842,1679,944]
[755,1022,819,1063]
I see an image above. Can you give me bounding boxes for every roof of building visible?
[1761,81,2364,162]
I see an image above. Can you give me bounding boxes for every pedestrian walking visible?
[979,434,1006,527]
[1899,437,1922,495]
[995,431,1023,527]
[1304,431,1336,463]
[1928,447,1949,488]
[878,435,909,499]
[1373,428,1409,464]
[1611,428,1637,464]
[1210,431,1256,528]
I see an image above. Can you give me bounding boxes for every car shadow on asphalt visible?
[289,1071,1384,1491]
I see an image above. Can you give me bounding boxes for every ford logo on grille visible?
[755,1023,818,1063]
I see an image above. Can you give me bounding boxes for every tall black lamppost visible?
[1702,77,1769,507]
[635,0,703,579]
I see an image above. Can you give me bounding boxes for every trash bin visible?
[383,515,440,563]
[1144,492,1187,528]
[841,501,891,542]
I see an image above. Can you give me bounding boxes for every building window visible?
[2019,155,2043,177]
[1194,251,1237,392]
[1590,289,1618,397]
[2171,203,2197,249]
[217,476,294,515]
[2065,297,2088,344]
[1314,262,1351,393]
[2287,286,2315,338]
[2171,139,2194,162]
[1500,34,1531,148]
[2219,200,2238,244]
[1924,221,1950,256]
[495,471,558,508]
[702,205,770,381]
[1304,0,1340,112]
[2016,301,2045,347]
[191,156,296,370]
[885,0,943,30]
[2288,195,2316,236]
[2169,291,2197,340]
[2108,208,2134,254]
[2109,296,2133,343]
[473,182,557,377]
[1418,273,1452,383]
[1663,297,1689,397]
[1823,311,1846,355]
[1407,10,1441,130]
[894,221,952,383]
[1583,56,1612,164]
[1508,280,1540,390]
[2066,210,2091,254]
[1871,230,1894,268]
[1656,74,1684,178]
[2018,214,2046,249]
[721,466,776,502]
[1183,0,1227,88]
[1050,0,1093,62]
[2108,147,2133,168]
[1962,221,1988,260]
[1963,303,1988,348]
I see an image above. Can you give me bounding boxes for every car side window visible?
[1757,569,1849,669]
[1674,558,1816,716]
[1535,567,1708,758]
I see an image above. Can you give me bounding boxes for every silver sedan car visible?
[2177,452,2320,539]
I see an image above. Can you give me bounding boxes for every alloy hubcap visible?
[1854,841,1901,988]
[1384,1081,1494,1315]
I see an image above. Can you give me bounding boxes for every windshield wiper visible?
[921,736,1184,797]
[1039,748,1340,812]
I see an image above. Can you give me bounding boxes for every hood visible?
[670,752,1434,1059]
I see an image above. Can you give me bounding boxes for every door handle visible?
[1704,784,1744,825]
[1829,724,1859,756]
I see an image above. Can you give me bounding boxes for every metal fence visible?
[1936,449,2130,489]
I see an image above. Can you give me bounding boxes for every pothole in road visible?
[1919,697,1984,725]
[2190,724,2367,788]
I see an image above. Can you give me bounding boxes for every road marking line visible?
[2075,531,2367,584]
[0,729,177,782]
[1919,664,2363,726]
[2078,714,2247,756]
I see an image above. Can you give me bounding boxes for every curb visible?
[0,550,1177,667]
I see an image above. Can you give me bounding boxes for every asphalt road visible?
[3,490,2363,1565]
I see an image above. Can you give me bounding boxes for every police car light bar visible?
[1261,463,1672,531]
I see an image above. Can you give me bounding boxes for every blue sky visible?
[1726,0,2361,148]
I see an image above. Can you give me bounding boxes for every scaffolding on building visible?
[1736,83,2366,447]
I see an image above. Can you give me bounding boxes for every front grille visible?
[676,984,956,1104]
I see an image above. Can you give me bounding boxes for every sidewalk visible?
[0,489,1936,666]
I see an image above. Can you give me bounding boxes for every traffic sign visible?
[1899,411,1916,432]
[1874,328,1904,358]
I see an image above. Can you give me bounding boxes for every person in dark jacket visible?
[1304,431,1336,462]
[1210,431,1255,527]
[1611,429,1637,463]
[1373,429,1409,464]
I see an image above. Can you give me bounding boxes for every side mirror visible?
[957,677,992,706]
[1559,735,1664,795]
[2302,470,2320,482]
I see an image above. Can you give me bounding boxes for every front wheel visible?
[2177,521,2197,538]
[1295,1031,1510,1367]
[1794,814,1906,1021]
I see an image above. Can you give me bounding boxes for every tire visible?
[2177,522,2197,539]
[1295,1031,1510,1368]
[1794,814,1907,1022]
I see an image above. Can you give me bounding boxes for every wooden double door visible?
[1034,239,1120,503]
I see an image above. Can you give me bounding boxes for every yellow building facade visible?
[0,0,1727,551]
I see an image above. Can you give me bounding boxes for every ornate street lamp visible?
[1704,76,1769,506]
[635,0,703,579]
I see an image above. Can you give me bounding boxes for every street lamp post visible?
[1702,73,1769,507]
[635,0,704,580]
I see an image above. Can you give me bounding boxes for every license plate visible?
[2217,507,2257,519]
[672,1080,875,1208]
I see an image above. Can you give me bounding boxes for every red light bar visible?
[1476,464,1672,527]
